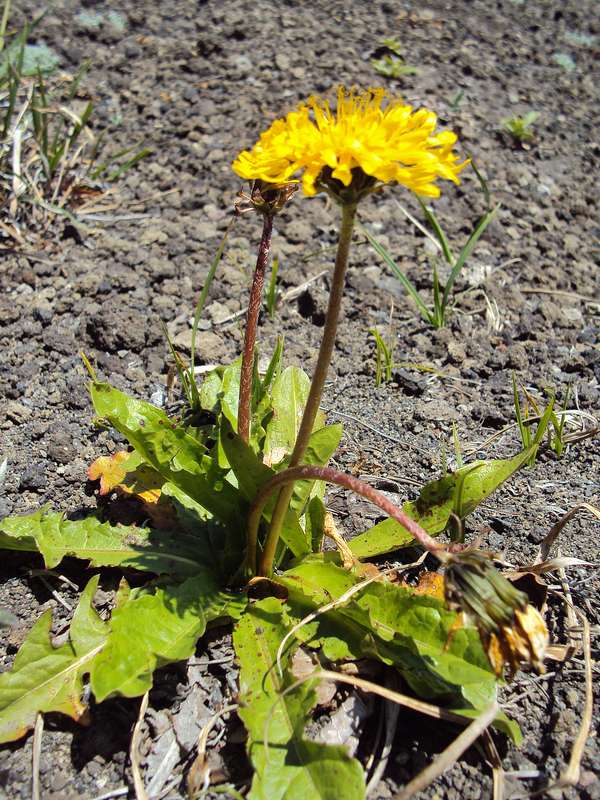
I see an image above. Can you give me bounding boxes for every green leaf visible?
[305,496,326,554]
[0,507,212,575]
[91,569,245,701]
[199,368,224,413]
[263,367,325,465]
[90,382,240,526]
[219,357,242,431]
[219,426,311,560]
[233,597,365,800]
[0,576,107,743]
[219,423,274,502]
[349,447,536,558]
[279,559,520,742]
[289,424,343,514]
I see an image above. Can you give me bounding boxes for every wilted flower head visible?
[444,550,548,678]
[232,87,468,204]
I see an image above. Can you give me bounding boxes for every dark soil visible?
[1,1,599,798]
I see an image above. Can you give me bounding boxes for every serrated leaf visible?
[233,597,365,800]
[0,577,107,743]
[350,447,536,558]
[279,559,520,743]
[91,569,245,701]
[90,382,240,526]
[0,507,212,575]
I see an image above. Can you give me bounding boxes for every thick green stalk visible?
[256,203,357,576]
[238,213,274,444]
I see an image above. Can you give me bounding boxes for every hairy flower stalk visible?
[249,465,446,577]
[248,466,548,677]
[236,181,296,443]
[237,212,273,443]
[234,88,468,575]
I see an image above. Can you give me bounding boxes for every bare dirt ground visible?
[1,1,599,798]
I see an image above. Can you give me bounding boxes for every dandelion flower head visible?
[233,87,468,201]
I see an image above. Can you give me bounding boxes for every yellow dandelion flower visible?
[233,87,469,202]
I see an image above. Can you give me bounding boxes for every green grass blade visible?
[260,335,284,392]
[441,203,499,312]
[532,394,556,448]
[106,147,152,181]
[469,158,492,210]
[68,99,93,147]
[67,58,89,100]
[432,260,443,327]
[190,218,235,379]
[161,321,193,408]
[266,255,279,319]
[512,373,530,450]
[0,0,11,54]
[416,196,454,264]
[359,222,433,324]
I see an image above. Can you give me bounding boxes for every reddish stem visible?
[251,465,449,575]
[238,213,274,443]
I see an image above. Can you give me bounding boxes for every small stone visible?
[206,301,232,324]
[5,402,32,423]
[19,463,47,492]
[563,233,579,253]
[564,687,578,708]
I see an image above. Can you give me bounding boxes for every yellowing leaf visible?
[88,451,176,529]
[87,451,130,495]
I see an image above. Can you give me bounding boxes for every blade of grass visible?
[161,320,193,408]
[106,147,151,181]
[266,255,279,319]
[0,0,11,54]
[68,100,93,147]
[67,59,89,101]
[469,158,492,210]
[416,196,454,264]
[512,373,531,451]
[441,203,500,312]
[532,394,555,448]
[359,222,434,325]
[188,218,235,405]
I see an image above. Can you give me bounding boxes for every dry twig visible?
[130,691,149,800]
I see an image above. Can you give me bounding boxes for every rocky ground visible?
[0,1,599,798]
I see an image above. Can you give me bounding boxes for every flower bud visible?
[444,550,548,678]
[234,179,297,217]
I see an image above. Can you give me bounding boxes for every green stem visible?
[256,202,357,576]
[238,212,274,444]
